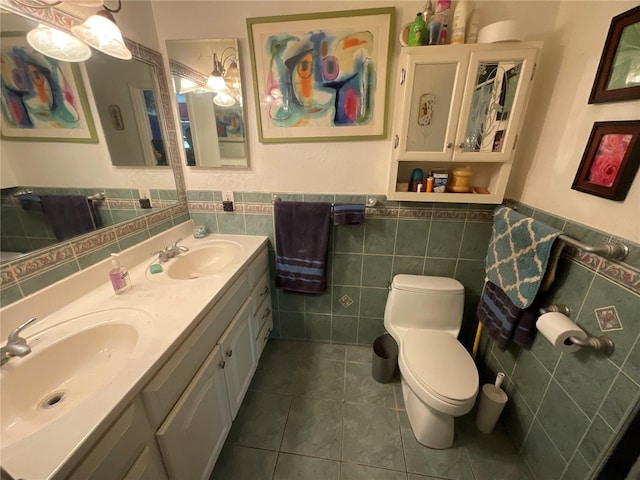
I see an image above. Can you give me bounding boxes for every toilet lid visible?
[402,330,478,403]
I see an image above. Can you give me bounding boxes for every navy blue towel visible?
[274,201,332,294]
[333,203,365,225]
[476,281,538,351]
[40,195,98,241]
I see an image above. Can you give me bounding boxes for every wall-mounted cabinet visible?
[388,41,541,204]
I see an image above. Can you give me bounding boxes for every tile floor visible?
[211,340,533,480]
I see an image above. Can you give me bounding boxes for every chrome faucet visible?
[1,317,38,365]
[152,239,189,263]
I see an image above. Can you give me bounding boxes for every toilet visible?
[384,274,479,449]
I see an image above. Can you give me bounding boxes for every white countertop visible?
[0,223,268,479]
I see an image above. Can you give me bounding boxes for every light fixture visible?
[71,1,132,60]
[213,90,235,107]
[26,24,92,62]
[206,47,239,93]
[24,0,131,62]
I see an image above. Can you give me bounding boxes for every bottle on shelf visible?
[450,0,469,44]
[466,7,480,44]
[408,11,427,46]
[109,253,131,294]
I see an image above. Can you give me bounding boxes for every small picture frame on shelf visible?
[571,120,640,201]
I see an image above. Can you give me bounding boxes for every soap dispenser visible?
[109,253,132,294]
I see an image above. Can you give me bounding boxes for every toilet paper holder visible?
[540,304,615,356]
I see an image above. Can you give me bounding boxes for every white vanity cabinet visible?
[388,42,541,204]
[66,398,167,480]
[156,345,231,480]
[142,244,270,480]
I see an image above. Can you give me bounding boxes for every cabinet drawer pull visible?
[457,142,464,149]
[219,360,226,369]
[259,285,269,298]
[446,142,453,149]
[394,135,399,148]
[226,349,233,358]
[400,68,406,85]
[263,328,272,342]
[261,308,271,321]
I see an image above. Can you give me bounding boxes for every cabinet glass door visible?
[454,48,537,162]
[397,51,468,161]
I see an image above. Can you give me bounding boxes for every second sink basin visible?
[162,240,244,280]
[0,308,153,448]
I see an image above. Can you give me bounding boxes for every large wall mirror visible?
[166,38,249,168]
[0,5,185,271]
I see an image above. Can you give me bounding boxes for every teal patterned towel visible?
[485,206,561,309]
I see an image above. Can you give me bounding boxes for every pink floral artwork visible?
[587,133,632,186]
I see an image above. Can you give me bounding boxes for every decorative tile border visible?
[71,230,118,256]
[11,245,76,281]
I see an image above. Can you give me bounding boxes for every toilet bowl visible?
[384,275,479,449]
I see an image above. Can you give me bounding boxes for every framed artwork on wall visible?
[588,5,640,104]
[0,34,98,143]
[246,7,395,143]
[571,120,640,201]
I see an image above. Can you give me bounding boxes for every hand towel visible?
[333,203,366,225]
[274,201,332,294]
[476,280,539,351]
[40,195,98,241]
[485,206,561,309]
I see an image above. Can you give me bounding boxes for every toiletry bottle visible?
[408,12,426,46]
[451,0,469,44]
[408,168,425,192]
[438,22,449,44]
[466,7,480,44]
[110,253,131,294]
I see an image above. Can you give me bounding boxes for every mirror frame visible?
[0,0,187,299]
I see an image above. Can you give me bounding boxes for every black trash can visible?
[371,334,398,383]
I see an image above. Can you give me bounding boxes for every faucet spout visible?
[1,316,38,365]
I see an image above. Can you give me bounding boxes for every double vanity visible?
[0,223,272,480]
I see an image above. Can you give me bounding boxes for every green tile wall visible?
[188,191,640,479]
[187,191,495,349]
[477,201,640,480]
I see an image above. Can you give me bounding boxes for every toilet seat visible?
[400,329,478,406]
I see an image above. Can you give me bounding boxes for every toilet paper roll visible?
[536,312,584,352]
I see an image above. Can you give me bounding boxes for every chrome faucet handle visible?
[7,317,38,344]
[171,239,189,253]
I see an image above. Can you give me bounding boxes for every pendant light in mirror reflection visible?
[24,0,131,62]
[167,38,248,168]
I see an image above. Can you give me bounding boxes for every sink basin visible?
[0,308,152,448]
[161,240,244,280]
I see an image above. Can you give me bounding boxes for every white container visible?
[477,20,523,43]
[475,379,508,434]
[466,8,480,44]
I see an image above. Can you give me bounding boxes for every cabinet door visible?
[453,47,537,163]
[156,345,232,480]
[395,49,469,161]
[219,299,257,418]
[123,446,168,480]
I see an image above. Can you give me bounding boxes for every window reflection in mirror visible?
[166,38,249,168]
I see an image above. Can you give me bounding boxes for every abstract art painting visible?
[0,34,97,143]
[247,8,394,143]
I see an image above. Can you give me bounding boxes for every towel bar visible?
[271,195,380,208]
[558,234,628,260]
[14,191,106,201]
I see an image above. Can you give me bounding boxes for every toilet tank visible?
[385,275,465,334]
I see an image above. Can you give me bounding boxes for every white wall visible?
[152,1,638,241]
[507,0,640,242]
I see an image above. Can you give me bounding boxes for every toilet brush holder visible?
[475,373,508,434]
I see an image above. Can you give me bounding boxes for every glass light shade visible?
[206,74,227,92]
[26,25,92,62]
[179,77,203,94]
[213,91,235,107]
[71,13,132,60]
